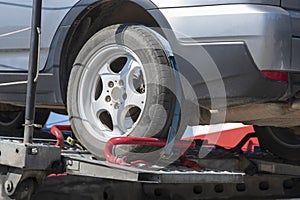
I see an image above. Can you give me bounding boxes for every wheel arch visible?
[46,0,174,104]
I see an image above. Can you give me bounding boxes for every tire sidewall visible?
[255,126,300,162]
[67,24,181,157]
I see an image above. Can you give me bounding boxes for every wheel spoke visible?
[91,96,107,116]
[99,73,121,92]
[98,62,111,75]
[118,57,146,109]
[124,114,135,130]
[124,86,146,109]
[106,105,126,135]
[120,56,141,78]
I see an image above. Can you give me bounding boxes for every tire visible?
[0,109,50,136]
[254,126,300,162]
[67,24,185,158]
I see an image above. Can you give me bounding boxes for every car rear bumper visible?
[157,4,294,72]
[174,42,288,109]
[146,4,300,107]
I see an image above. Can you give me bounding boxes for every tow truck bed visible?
[1,129,300,200]
[33,145,300,200]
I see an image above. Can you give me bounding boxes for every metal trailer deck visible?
[62,150,300,200]
[1,132,300,200]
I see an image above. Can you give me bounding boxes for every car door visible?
[0,0,79,72]
[0,1,31,71]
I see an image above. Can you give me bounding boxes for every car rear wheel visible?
[0,111,24,130]
[254,126,300,162]
[67,24,184,158]
[0,109,50,136]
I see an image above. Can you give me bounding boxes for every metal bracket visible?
[3,171,39,200]
[0,141,60,169]
[4,172,22,196]
[0,141,61,198]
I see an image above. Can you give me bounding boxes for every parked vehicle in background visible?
[0,0,300,161]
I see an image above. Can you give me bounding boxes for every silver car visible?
[0,0,300,161]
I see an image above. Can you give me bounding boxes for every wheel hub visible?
[105,79,128,109]
[78,45,148,139]
[111,87,122,101]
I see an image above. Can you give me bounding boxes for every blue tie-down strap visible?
[163,57,182,157]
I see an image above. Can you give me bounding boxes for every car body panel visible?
[157,4,292,72]
[0,1,296,73]
[282,0,300,11]
[0,0,298,109]
[150,0,280,8]
[0,0,76,72]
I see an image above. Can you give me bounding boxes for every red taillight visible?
[261,71,289,82]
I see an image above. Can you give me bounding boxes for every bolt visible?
[119,80,124,86]
[122,93,127,100]
[31,147,38,155]
[108,81,114,88]
[105,96,111,102]
[24,185,29,192]
[140,87,145,94]
[5,180,13,193]
[67,160,73,166]
[114,103,120,109]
